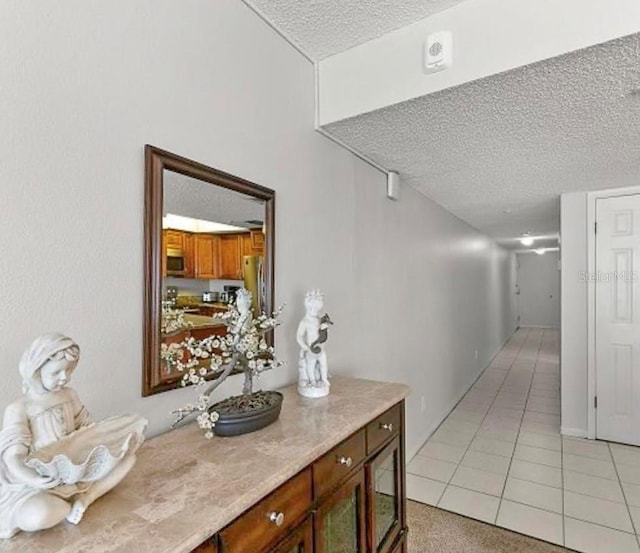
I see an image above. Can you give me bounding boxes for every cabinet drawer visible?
[314,429,366,499]
[220,468,312,553]
[367,403,401,454]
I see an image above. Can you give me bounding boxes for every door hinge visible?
[594,396,598,409]
[595,222,598,234]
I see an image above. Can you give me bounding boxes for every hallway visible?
[407,327,640,553]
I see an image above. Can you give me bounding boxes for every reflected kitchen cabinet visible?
[195,234,220,279]
[164,229,184,249]
[162,228,194,278]
[243,229,264,256]
[218,234,243,280]
[183,232,195,279]
[250,229,265,253]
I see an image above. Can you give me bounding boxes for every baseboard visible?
[561,427,588,438]
[405,380,475,463]
[519,324,560,329]
[405,331,515,463]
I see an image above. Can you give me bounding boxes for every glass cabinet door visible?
[368,437,403,553]
[272,517,313,553]
[315,469,366,553]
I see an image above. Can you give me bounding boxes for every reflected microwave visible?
[166,247,186,277]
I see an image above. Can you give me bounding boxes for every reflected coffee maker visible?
[223,285,241,304]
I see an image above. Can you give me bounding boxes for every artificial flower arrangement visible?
[164,289,284,439]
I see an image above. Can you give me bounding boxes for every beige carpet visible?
[407,501,572,553]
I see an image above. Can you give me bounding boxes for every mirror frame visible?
[143,145,275,397]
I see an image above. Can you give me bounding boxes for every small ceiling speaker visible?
[387,171,400,201]
[424,31,453,73]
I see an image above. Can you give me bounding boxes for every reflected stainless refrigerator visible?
[243,254,264,315]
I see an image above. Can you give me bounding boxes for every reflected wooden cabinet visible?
[202,401,407,553]
[195,234,220,279]
[218,234,243,280]
[217,231,264,280]
[162,229,263,281]
[183,232,195,278]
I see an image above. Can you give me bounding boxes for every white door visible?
[517,252,560,328]
[596,194,640,445]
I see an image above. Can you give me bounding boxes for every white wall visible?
[560,192,589,436]
[517,252,560,328]
[0,0,358,436]
[349,163,518,456]
[1,0,516,459]
[318,0,640,124]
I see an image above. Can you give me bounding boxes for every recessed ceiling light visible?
[535,248,545,255]
[520,237,534,246]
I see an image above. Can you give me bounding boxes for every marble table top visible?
[0,376,409,553]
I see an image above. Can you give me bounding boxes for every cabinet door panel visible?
[195,234,219,279]
[165,229,184,248]
[367,437,403,553]
[250,229,265,253]
[218,235,242,279]
[270,517,313,553]
[315,469,366,553]
[183,232,195,278]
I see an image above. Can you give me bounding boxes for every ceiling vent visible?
[424,31,453,73]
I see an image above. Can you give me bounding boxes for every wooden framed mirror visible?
[143,145,275,396]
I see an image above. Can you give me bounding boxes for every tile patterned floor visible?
[407,327,640,553]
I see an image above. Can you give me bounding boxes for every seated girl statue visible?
[0,333,147,539]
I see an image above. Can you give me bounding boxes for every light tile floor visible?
[407,327,640,553]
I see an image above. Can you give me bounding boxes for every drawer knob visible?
[269,512,285,527]
[380,422,394,432]
[338,456,353,468]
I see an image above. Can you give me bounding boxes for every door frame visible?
[586,185,640,440]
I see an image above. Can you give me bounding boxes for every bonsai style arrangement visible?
[169,288,284,438]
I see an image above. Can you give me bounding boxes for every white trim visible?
[519,324,559,329]
[561,427,588,439]
[405,371,480,463]
[586,185,640,441]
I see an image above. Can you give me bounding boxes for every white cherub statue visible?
[297,290,333,398]
[0,333,147,538]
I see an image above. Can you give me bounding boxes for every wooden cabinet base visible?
[194,400,407,553]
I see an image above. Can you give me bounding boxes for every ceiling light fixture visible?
[520,236,534,247]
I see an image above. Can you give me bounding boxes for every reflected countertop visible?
[0,377,410,553]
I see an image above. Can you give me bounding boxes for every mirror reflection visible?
[161,171,267,377]
[143,145,275,396]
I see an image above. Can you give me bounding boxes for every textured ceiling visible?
[324,34,640,246]
[164,172,265,228]
[242,0,468,59]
